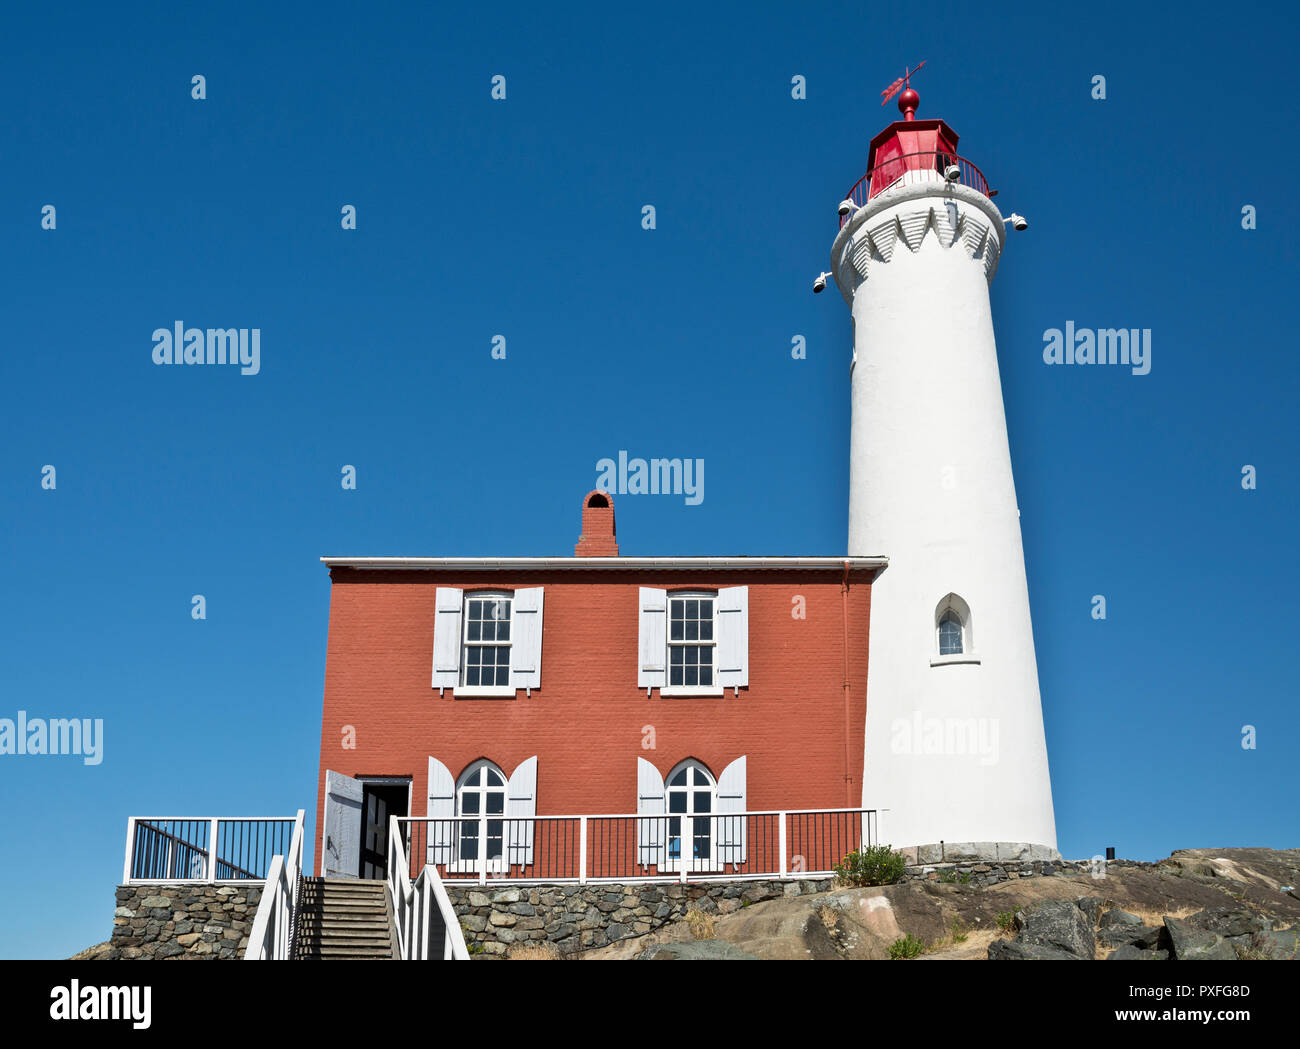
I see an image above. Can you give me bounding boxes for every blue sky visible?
[2,1,1296,958]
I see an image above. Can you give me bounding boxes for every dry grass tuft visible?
[505,941,561,961]
[685,905,716,940]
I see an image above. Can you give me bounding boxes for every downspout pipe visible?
[842,561,853,808]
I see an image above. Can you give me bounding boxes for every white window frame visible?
[449,760,509,875]
[457,591,515,697]
[661,591,723,697]
[661,759,718,873]
[931,592,980,667]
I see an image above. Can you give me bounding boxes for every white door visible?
[323,770,363,878]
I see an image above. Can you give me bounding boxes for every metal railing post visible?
[778,812,788,878]
[208,818,220,882]
[122,817,136,883]
[578,817,588,885]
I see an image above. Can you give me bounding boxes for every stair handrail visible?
[243,809,306,960]
[387,814,469,960]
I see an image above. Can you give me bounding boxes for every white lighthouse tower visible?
[830,77,1058,862]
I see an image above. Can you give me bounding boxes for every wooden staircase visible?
[294,878,400,960]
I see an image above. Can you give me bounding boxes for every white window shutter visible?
[638,587,667,690]
[506,755,538,867]
[716,755,748,865]
[426,757,455,868]
[636,757,666,869]
[509,587,544,693]
[716,585,749,692]
[432,588,463,693]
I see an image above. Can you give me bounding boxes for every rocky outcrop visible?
[578,848,1298,961]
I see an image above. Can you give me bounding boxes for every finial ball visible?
[898,87,919,116]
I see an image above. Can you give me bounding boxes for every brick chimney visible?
[575,490,618,556]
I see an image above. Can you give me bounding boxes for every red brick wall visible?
[313,567,873,874]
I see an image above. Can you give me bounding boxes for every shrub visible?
[888,933,925,960]
[995,911,1017,934]
[834,844,906,887]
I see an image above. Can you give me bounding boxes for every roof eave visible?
[321,555,888,572]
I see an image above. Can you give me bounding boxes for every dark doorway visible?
[359,781,409,879]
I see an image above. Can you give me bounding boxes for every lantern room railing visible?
[839,151,992,229]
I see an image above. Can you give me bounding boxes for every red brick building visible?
[314,491,884,882]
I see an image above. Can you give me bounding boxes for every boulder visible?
[641,940,758,960]
[1075,897,1104,927]
[1014,900,1095,959]
[1164,917,1237,960]
[1184,907,1270,939]
[988,939,1082,960]
[1265,928,1300,957]
[1099,924,1166,950]
[1108,944,1170,961]
[1099,907,1143,928]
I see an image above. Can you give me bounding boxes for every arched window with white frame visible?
[933,593,975,663]
[665,759,716,872]
[454,759,507,873]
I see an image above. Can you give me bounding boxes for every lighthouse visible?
[829,77,1058,861]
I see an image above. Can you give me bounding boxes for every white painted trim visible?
[929,653,981,667]
[660,687,724,698]
[122,817,136,884]
[324,556,887,571]
[452,687,517,699]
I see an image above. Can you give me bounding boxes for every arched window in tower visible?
[933,593,973,661]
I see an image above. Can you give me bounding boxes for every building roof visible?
[321,555,887,572]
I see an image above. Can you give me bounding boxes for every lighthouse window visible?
[938,611,963,655]
[668,595,715,687]
[932,593,975,664]
[462,594,512,687]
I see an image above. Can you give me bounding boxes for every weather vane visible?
[880,60,925,106]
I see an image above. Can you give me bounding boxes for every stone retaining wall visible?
[446,879,833,955]
[103,883,262,960]
[900,856,1159,889]
[448,857,1162,956]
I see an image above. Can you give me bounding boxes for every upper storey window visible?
[463,594,512,688]
[669,594,715,688]
[640,586,748,696]
[432,587,544,697]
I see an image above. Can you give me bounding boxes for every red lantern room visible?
[838,66,993,225]
[865,88,960,200]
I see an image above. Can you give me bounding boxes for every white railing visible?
[387,814,469,960]
[396,808,880,886]
[123,815,300,884]
[243,810,306,961]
